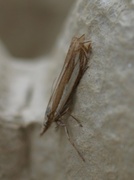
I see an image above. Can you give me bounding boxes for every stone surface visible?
[0,0,134,180]
[56,0,134,179]
[0,119,29,180]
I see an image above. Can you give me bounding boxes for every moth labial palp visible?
[40,34,92,162]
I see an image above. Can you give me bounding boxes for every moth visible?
[41,34,92,161]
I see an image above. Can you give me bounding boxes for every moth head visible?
[40,107,53,135]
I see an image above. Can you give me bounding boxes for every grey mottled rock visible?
[56,0,134,179]
[0,0,134,180]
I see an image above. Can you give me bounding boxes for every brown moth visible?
[41,34,92,161]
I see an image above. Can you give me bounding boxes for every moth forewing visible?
[55,38,91,115]
[47,40,77,113]
[56,52,81,114]
[41,34,92,161]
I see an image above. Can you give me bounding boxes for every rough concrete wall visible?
[0,120,29,180]
[0,0,134,180]
[57,0,134,179]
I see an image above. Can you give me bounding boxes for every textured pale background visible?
[0,0,73,58]
[0,0,134,180]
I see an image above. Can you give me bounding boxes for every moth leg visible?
[56,117,85,161]
[55,107,69,130]
[59,107,83,127]
[64,123,85,162]
[56,120,65,127]
[69,114,83,127]
[55,120,65,132]
[55,123,59,131]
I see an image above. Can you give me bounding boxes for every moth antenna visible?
[67,113,83,127]
[64,124,85,162]
[83,40,91,44]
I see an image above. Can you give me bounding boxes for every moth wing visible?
[45,34,90,118]
[45,37,79,114]
[56,45,88,114]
